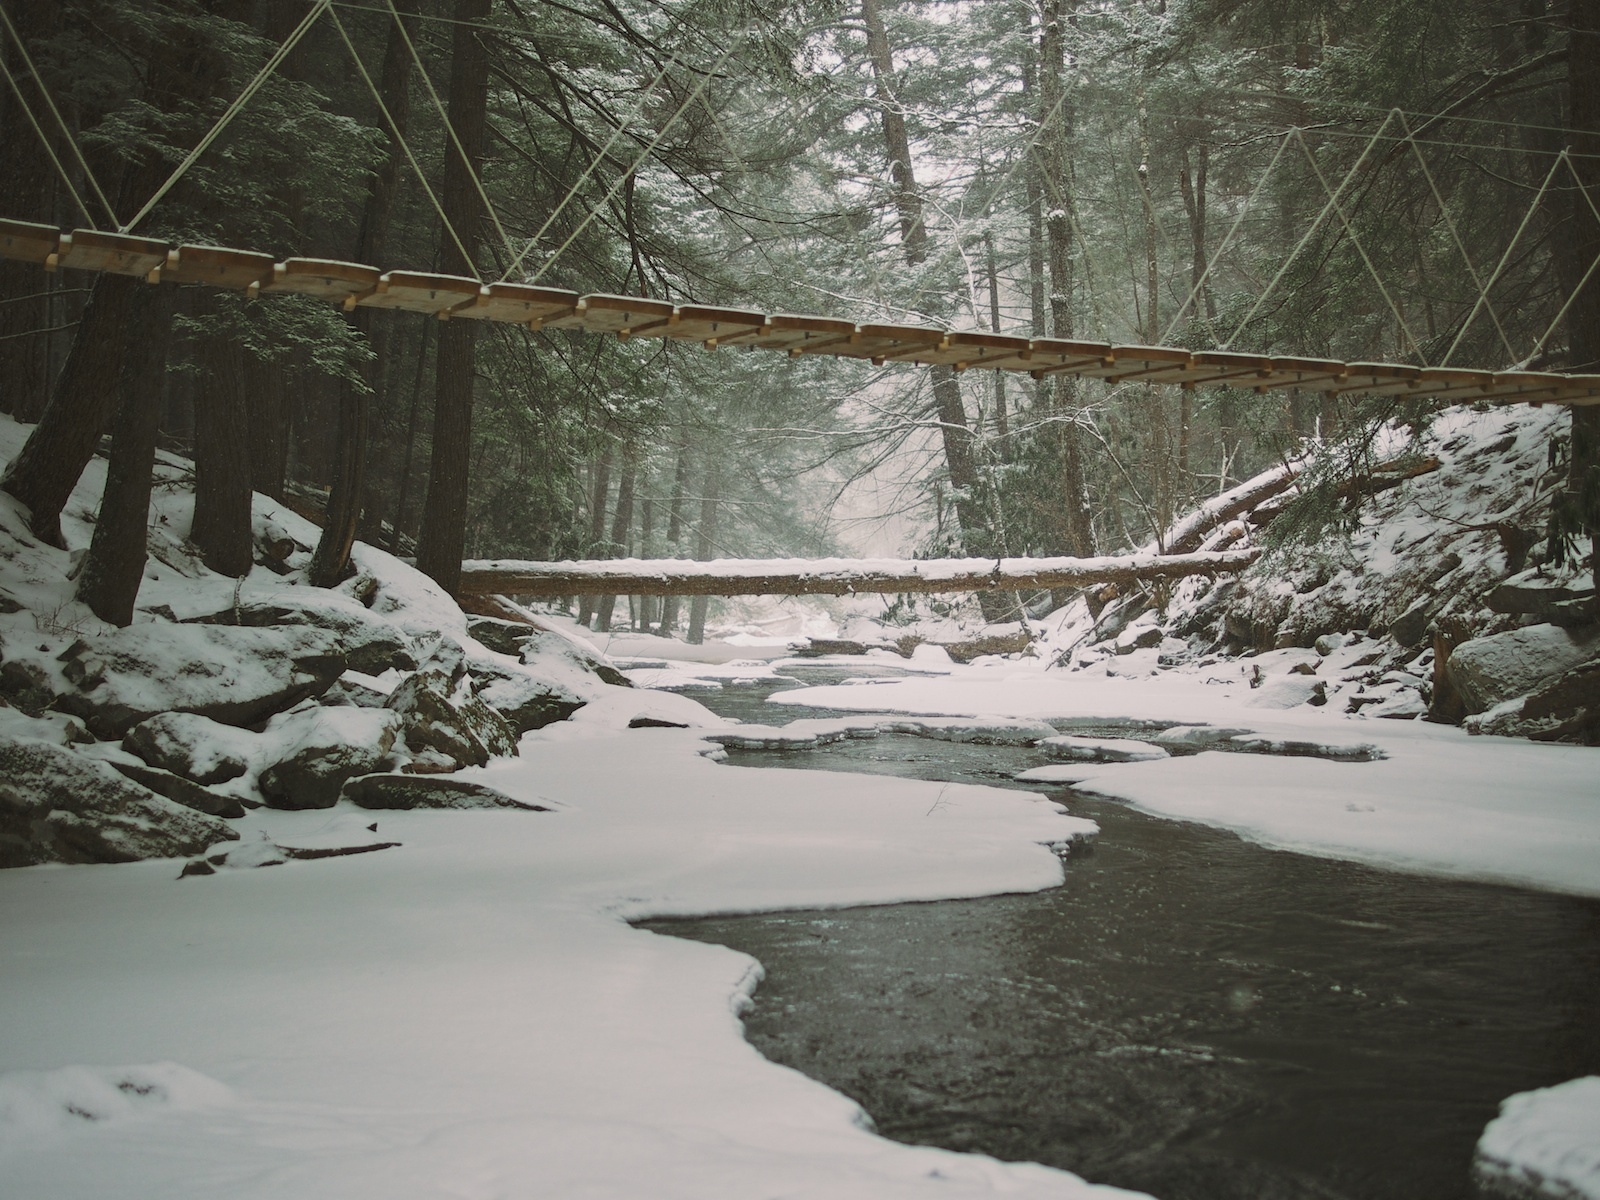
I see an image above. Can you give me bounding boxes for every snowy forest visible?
[3,0,1598,619]
[3,2,1600,1200]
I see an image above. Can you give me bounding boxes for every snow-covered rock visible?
[1445,624,1600,715]
[122,711,256,785]
[54,623,345,738]
[195,591,417,676]
[0,735,238,866]
[1466,658,1600,743]
[1038,735,1169,763]
[385,658,517,769]
[340,773,551,811]
[1474,1076,1600,1200]
[257,707,402,810]
[1245,675,1328,709]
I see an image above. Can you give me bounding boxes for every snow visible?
[0,720,1112,1199]
[768,663,1600,897]
[1475,1076,1600,1200]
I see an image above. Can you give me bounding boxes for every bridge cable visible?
[493,48,680,282]
[1439,151,1567,368]
[1293,127,1427,363]
[1520,153,1600,367]
[0,53,99,229]
[0,2,119,228]
[327,3,478,278]
[383,0,517,269]
[522,38,740,285]
[1158,133,1291,346]
[1222,109,1399,350]
[122,0,331,234]
[1395,111,1519,366]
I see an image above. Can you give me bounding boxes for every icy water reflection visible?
[643,683,1600,1200]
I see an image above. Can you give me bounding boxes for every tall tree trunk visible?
[76,286,173,625]
[415,0,492,595]
[311,0,418,586]
[685,461,721,646]
[191,322,254,577]
[594,446,636,633]
[390,321,432,550]
[657,435,691,634]
[637,482,655,631]
[984,230,1009,452]
[1567,0,1600,603]
[578,445,612,628]
[860,0,992,562]
[1037,0,1096,561]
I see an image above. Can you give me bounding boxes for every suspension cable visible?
[0,0,118,227]
[121,0,331,233]
[327,3,478,278]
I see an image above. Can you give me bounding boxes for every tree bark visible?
[686,461,721,644]
[310,0,418,587]
[1036,0,1096,561]
[1,273,141,546]
[656,434,691,633]
[191,320,254,577]
[76,285,173,625]
[578,445,613,628]
[415,0,492,595]
[594,445,636,633]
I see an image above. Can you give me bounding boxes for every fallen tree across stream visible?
[457,548,1262,597]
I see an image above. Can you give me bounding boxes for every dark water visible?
[642,681,1600,1200]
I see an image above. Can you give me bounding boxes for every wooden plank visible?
[1406,368,1497,401]
[355,271,481,314]
[448,282,580,325]
[1093,345,1193,383]
[457,547,1263,597]
[1022,338,1115,377]
[159,244,276,289]
[53,229,168,277]
[0,219,61,264]
[539,292,676,335]
[849,323,948,364]
[657,304,768,345]
[1331,361,1423,397]
[1131,350,1272,388]
[1482,371,1600,404]
[875,329,1032,369]
[723,312,857,352]
[260,258,382,302]
[1253,356,1348,392]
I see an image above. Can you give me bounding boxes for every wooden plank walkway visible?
[4,218,1599,407]
[457,548,1262,597]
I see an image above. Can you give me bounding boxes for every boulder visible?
[1444,624,1600,715]
[385,666,517,769]
[1245,676,1328,709]
[341,774,551,811]
[123,711,254,785]
[55,624,345,739]
[473,668,585,734]
[1488,568,1597,622]
[1467,658,1600,743]
[1389,599,1433,650]
[107,758,249,819]
[193,591,417,675]
[465,615,538,657]
[258,707,402,810]
[0,735,238,867]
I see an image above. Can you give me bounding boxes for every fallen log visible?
[457,548,1262,598]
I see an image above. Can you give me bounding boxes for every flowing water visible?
[641,677,1600,1200]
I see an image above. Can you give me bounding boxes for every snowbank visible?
[1475,1076,1600,1200]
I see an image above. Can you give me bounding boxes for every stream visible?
[640,674,1600,1200]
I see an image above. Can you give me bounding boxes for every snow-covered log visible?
[1161,458,1310,555]
[457,548,1262,597]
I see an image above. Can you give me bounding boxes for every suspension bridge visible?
[3,0,1596,601]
